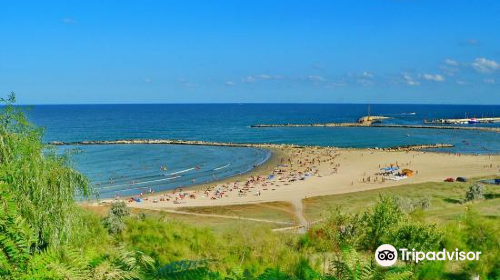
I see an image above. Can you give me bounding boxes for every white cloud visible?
[483,78,495,84]
[243,76,256,83]
[225,81,235,86]
[440,59,460,76]
[257,74,272,79]
[345,71,375,86]
[445,59,458,66]
[456,80,469,86]
[144,78,152,83]
[307,75,325,82]
[242,74,283,83]
[403,73,420,86]
[362,71,374,78]
[472,58,500,73]
[422,73,445,82]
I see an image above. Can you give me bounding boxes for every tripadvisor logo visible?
[375,244,482,266]
[375,244,398,266]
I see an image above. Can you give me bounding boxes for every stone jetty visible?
[373,143,454,152]
[49,139,454,152]
[49,139,304,149]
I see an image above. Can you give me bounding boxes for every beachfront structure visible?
[424,117,500,124]
[402,169,414,177]
[357,116,390,125]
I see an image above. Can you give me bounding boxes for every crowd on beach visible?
[105,148,499,206]
[114,147,346,205]
[113,148,418,205]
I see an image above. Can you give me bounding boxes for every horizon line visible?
[12,102,500,106]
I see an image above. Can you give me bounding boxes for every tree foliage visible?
[359,196,406,251]
[0,92,92,248]
[328,247,413,280]
[0,187,36,277]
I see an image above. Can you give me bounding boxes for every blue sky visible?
[1,0,499,104]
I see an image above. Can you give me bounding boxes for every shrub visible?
[395,196,431,213]
[460,209,499,279]
[308,208,361,252]
[389,221,443,254]
[465,184,484,202]
[103,202,130,235]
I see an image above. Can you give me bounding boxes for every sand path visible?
[152,208,293,226]
[290,199,308,230]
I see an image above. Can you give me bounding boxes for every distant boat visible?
[468,118,478,124]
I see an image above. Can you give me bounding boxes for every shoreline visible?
[67,141,466,201]
[171,147,283,193]
[82,147,283,201]
[88,145,500,214]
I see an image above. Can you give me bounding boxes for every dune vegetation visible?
[1,93,499,280]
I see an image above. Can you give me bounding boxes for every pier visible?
[250,123,500,132]
[424,117,500,124]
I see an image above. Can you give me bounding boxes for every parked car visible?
[456,177,467,182]
[444,177,455,182]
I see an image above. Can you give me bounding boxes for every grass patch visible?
[83,203,291,231]
[179,201,296,224]
[159,211,285,231]
[304,177,500,223]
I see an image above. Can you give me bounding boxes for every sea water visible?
[58,144,270,198]
[25,104,500,197]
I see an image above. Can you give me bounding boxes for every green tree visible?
[0,92,92,248]
[359,196,405,251]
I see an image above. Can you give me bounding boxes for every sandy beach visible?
[101,147,500,215]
